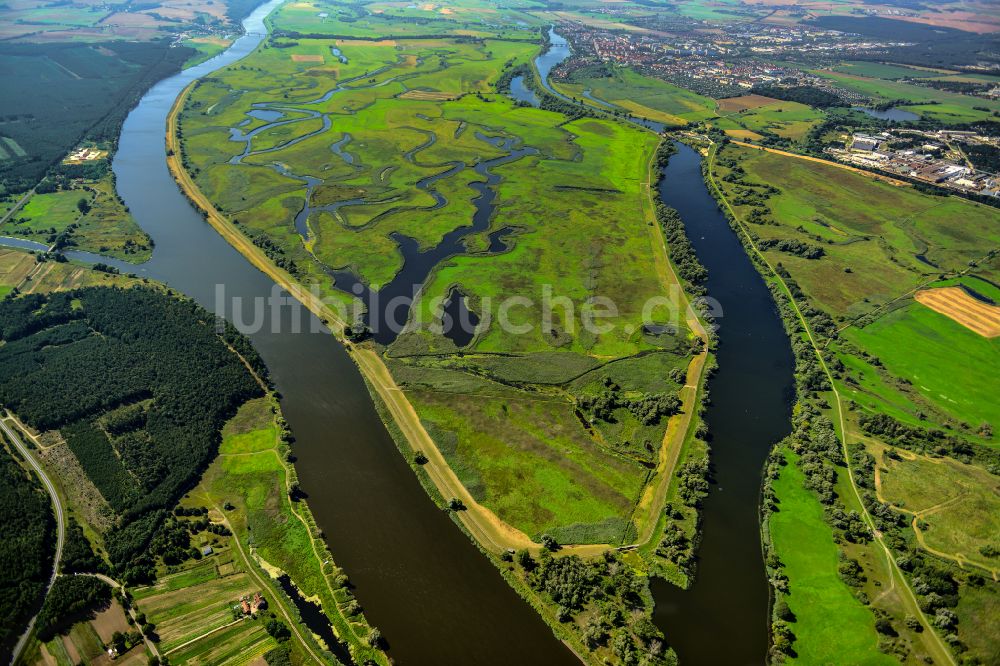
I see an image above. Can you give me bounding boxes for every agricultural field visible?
[0,247,142,296]
[813,69,1000,123]
[558,67,718,126]
[133,559,280,661]
[841,277,1000,439]
[828,61,943,81]
[3,321,384,665]
[270,0,540,39]
[23,599,146,666]
[178,21,702,553]
[914,285,1000,337]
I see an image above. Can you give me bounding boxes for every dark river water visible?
[651,142,795,665]
[106,1,578,664]
[0,10,799,664]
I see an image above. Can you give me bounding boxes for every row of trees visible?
[577,380,682,427]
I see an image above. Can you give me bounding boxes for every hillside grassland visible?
[844,287,1000,440]
[718,145,1000,318]
[712,100,825,142]
[711,139,1000,662]
[714,146,1000,442]
[178,25,700,549]
[955,580,1000,664]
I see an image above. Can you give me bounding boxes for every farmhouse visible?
[236,592,268,616]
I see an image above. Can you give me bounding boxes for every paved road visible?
[2,416,65,666]
[0,189,34,227]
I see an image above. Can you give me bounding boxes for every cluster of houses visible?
[554,18,903,98]
[62,146,106,164]
[235,592,268,617]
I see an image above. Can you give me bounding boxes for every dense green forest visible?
[0,287,265,583]
[0,447,55,662]
[61,518,106,576]
[0,40,194,194]
[751,85,847,109]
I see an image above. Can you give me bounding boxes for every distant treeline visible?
[751,84,847,109]
[0,287,265,583]
[225,0,266,22]
[811,16,1000,71]
[273,30,485,43]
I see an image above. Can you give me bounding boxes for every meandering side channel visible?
[108,2,578,663]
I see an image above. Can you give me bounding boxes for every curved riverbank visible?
[113,2,581,662]
[166,33,710,562]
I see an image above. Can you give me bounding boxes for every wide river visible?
[110,1,577,664]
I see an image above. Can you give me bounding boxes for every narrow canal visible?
[108,2,578,664]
